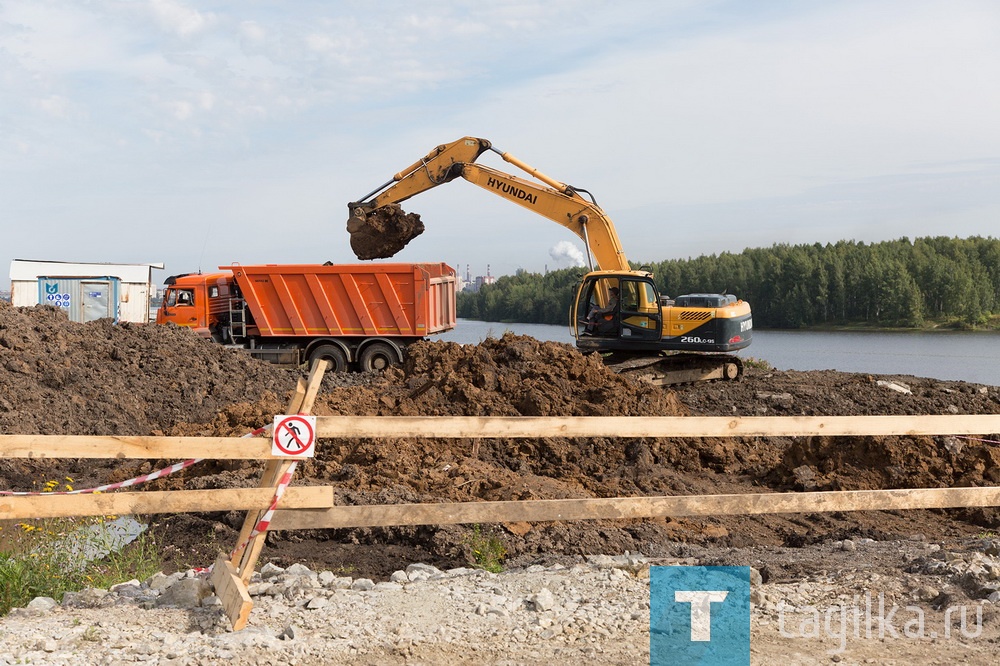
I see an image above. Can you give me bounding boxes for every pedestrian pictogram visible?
[272,415,317,458]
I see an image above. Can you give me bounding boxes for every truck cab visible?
[156,272,235,340]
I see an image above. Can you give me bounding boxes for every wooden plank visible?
[299,359,328,415]
[210,554,253,632]
[0,435,273,460]
[5,414,997,462]
[0,486,333,520]
[269,486,1000,530]
[314,414,1000,439]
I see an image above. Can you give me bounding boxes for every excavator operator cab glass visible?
[619,278,661,341]
[620,281,640,311]
[574,274,662,342]
[575,277,617,337]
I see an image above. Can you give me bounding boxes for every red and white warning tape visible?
[956,435,1000,446]
[0,458,204,496]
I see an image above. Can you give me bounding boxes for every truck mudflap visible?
[600,352,743,386]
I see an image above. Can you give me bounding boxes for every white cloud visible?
[452,2,1000,210]
[304,33,337,54]
[239,20,265,43]
[170,100,193,120]
[34,95,71,118]
[148,0,214,38]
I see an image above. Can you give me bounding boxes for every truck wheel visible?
[309,344,347,372]
[359,342,398,372]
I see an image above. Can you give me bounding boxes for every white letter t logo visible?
[674,590,729,641]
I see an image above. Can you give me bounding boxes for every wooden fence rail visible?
[4,414,999,461]
[314,414,1000,439]
[271,486,1000,530]
[0,435,280,460]
[1,487,332,521]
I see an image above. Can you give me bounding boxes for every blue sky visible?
[3,1,999,288]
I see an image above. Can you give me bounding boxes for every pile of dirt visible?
[680,369,1000,491]
[3,300,1000,580]
[346,203,425,260]
[0,303,298,436]
[0,303,303,498]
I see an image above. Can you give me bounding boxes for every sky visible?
[3,0,999,290]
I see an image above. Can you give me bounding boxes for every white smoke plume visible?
[548,241,586,268]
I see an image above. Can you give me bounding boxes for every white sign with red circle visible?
[272,415,317,458]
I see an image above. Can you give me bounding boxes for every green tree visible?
[457,236,1000,329]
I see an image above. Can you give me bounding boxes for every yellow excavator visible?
[347,136,752,385]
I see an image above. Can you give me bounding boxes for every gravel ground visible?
[5,537,1000,665]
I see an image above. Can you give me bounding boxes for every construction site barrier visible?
[3,388,1000,630]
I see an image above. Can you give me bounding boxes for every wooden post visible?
[213,359,328,631]
[226,379,306,572]
[211,555,252,632]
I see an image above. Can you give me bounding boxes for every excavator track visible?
[600,352,744,387]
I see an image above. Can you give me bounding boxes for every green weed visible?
[466,525,506,573]
[743,357,773,371]
[0,480,162,616]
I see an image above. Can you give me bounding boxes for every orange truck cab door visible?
[157,287,203,329]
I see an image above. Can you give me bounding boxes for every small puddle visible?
[57,516,147,569]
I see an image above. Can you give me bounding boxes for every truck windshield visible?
[165,289,195,307]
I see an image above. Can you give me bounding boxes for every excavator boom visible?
[348,137,629,272]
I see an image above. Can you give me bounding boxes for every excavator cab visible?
[574,273,662,344]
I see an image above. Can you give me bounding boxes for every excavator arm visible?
[347,136,630,272]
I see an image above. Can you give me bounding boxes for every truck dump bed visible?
[228,263,456,338]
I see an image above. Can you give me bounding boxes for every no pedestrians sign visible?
[272,415,317,458]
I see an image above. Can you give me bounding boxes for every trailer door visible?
[81,281,113,322]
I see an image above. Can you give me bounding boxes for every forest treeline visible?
[457,236,1000,329]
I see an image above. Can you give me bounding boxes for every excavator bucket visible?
[346,203,425,260]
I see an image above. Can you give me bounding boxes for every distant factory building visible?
[9,259,164,324]
[458,263,496,293]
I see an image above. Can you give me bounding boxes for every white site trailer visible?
[9,259,164,324]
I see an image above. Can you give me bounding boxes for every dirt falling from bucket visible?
[347,204,426,260]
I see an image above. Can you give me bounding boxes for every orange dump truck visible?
[155,263,456,371]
